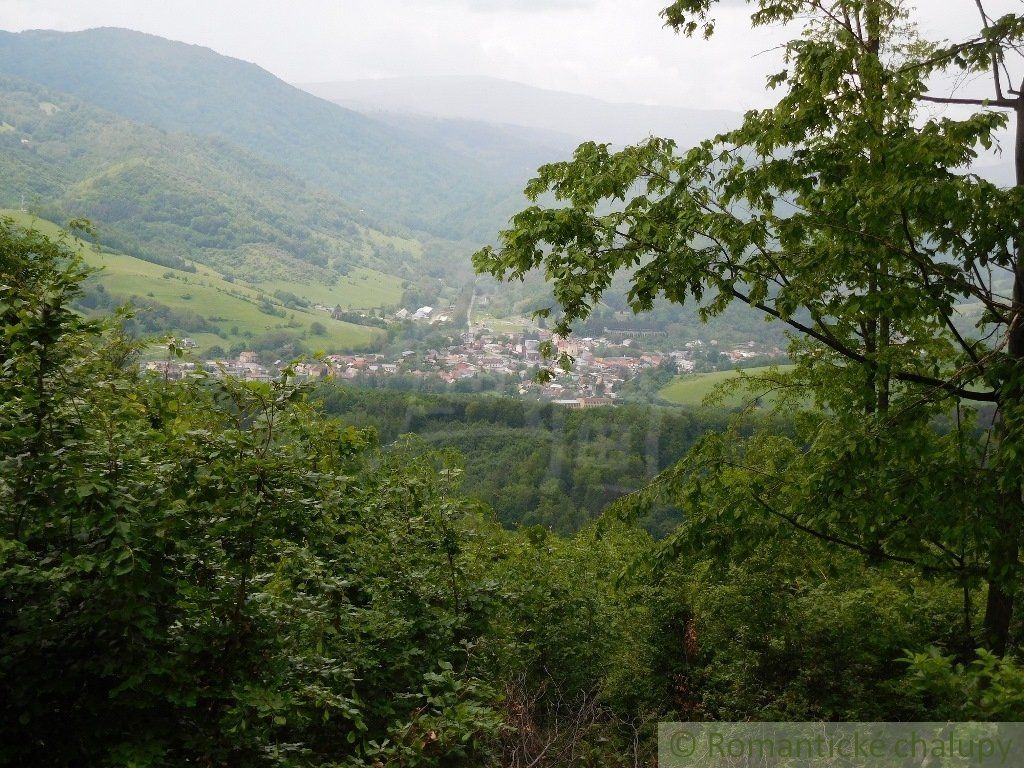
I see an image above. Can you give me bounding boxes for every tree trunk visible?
[981,96,1024,656]
[863,2,891,416]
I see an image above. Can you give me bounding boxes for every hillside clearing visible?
[659,365,797,407]
[2,209,386,352]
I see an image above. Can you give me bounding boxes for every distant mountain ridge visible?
[303,75,1022,186]
[0,74,424,282]
[300,75,742,149]
[0,28,528,240]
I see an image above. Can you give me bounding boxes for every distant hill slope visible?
[0,28,526,240]
[0,75,431,283]
[366,112,578,180]
[1,209,391,353]
[301,75,742,148]
[309,75,1024,188]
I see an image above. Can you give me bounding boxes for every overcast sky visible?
[0,1,1018,111]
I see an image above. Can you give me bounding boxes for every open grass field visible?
[3,209,389,353]
[260,267,404,311]
[658,365,797,407]
[476,314,535,334]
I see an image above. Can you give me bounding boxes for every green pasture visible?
[658,365,797,407]
[2,209,385,351]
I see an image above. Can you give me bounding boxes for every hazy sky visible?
[0,1,1017,111]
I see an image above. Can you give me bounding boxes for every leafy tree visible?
[905,647,1024,720]
[475,1,1024,654]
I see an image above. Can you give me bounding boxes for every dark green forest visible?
[317,387,735,535]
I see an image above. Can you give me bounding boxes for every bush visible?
[0,221,508,766]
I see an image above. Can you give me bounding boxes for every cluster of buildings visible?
[393,305,454,323]
[326,329,666,399]
[143,350,327,383]
[144,330,784,404]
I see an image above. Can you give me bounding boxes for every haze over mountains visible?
[306,75,1020,185]
[0,26,745,289]
[0,28,534,242]
[1,24,1008,354]
[301,75,741,149]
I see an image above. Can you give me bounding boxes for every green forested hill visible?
[317,387,734,535]
[0,75,434,283]
[0,27,527,240]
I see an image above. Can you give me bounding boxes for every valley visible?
[4,5,1024,765]
[0,29,789,394]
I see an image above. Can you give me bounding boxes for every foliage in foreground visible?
[475,0,1024,657]
[1,220,496,765]
[0,218,671,765]
[3,217,1023,768]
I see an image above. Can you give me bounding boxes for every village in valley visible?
[145,298,787,405]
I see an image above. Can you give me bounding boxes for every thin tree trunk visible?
[982,95,1024,656]
[864,2,891,415]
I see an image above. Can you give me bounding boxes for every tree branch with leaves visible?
[475,0,1024,655]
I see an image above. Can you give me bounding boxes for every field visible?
[658,365,797,407]
[3,209,393,352]
[261,268,404,311]
[475,314,535,334]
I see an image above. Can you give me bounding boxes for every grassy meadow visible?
[3,209,398,353]
[658,364,797,407]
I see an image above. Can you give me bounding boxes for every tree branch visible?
[919,94,1017,108]
[900,207,984,366]
[750,492,969,575]
[974,0,1007,101]
[728,287,998,402]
